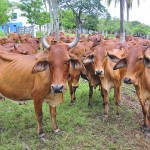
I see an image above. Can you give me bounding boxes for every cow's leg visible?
[100,85,104,106]
[102,88,109,117]
[49,106,62,135]
[138,99,148,132]
[143,105,150,139]
[88,84,93,107]
[146,106,150,128]
[33,99,44,138]
[73,87,77,101]
[114,84,121,116]
[68,80,75,105]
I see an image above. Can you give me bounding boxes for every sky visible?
[101,0,150,25]
[10,0,150,26]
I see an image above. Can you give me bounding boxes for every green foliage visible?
[83,14,99,31]
[0,0,10,25]
[0,30,5,37]
[37,12,50,26]
[60,0,109,24]
[36,31,45,38]
[128,22,150,35]
[98,17,120,33]
[18,0,50,25]
[97,17,150,36]
[61,9,76,29]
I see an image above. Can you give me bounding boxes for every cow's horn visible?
[42,33,50,49]
[68,29,80,48]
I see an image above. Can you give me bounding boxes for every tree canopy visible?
[61,9,76,29]
[0,0,10,25]
[60,0,110,29]
[83,14,99,31]
[19,0,50,26]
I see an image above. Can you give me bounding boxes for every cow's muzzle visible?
[123,78,132,84]
[51,84,64,93]
[95,69,104,76]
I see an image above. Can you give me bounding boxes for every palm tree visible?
[126,0,140,22]
[106,0,125,41]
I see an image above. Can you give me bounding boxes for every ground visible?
[0,81,150,150]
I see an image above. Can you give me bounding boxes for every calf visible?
[83,46,126,116]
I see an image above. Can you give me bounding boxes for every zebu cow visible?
[83,46,126,116]
[0,30,84,138]
[114,45,150,138]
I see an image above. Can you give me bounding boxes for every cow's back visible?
[0,52,50,100]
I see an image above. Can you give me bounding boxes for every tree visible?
[51,0,60,41]
[46,0,54,33]
[83,14,99,31]
[0,0,10,25]
[126,0,140,22]
[19,0,50,26]
[61,9,76,29]
[106,0,125,41]
[99,17,120,33]
[60,0,109,32]
[37,12,50,31]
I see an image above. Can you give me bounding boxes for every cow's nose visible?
[95,70,103,75]
[124,78,132,84]
[51,84,64,93]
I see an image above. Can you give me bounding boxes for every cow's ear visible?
[107,52,120,63]
[82,53,94,64]
[113,58,127,70]
[144,56,150,68]
[70,59,87,75]
[32,59,49,74]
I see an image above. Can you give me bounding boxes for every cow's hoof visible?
[144,131,150,140]
[88,103,92,108]
[115,114,121,120]
[69,102,75,106]
[141,125,147,132]
[102,114,108,121]
[38,133,47,142]
[53,128,63,135]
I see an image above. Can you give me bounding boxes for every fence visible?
[16,23,51,37]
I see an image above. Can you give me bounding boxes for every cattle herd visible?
[0,30,150,140]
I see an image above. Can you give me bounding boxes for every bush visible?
[0,30,5,37]
[36,31,45,38]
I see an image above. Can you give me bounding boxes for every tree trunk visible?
[43,0,49,32]
[52,0,59,41]
[120,0,125,42]
[48,0,54,33]
[76,17,82,33]
[126,4,129,22]
[126,3,129,35]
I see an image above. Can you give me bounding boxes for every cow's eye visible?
[139,58,143,61]
[65,59,70,64]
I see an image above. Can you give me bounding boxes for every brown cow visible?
[19,33,32,43]
[68,55,87,105]
[82,50,101,107]
[8,32,20,43]
[0,30,83,138]
[67,42,87,104]
[113,45,150,138]
[83,46,126,116]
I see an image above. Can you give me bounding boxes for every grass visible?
[0,80,150,150]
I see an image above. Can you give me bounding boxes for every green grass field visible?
[0,80,150,150]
